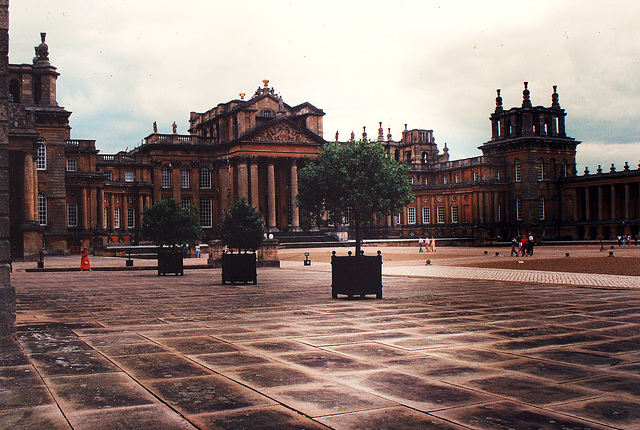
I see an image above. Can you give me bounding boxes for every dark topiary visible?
[218,197,265,252]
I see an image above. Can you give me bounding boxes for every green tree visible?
[141,198,203,248]
[218,197,265,252]
[297,138,414,256]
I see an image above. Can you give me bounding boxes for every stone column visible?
[624,183,630,219]
[250,161,259,209]
[138,194,144,226]
[267,161,277,231]
[610,184,616,220]
[97,188,104,228]
[109,194,115,230]
[89,188,97,228]
[122,194,128,230]
[218,165,229,213]
[290,160,300,231]
[172,165,180,201]
[237,161,249,201]
[23,152,36,222]
[0,0,14,341]
[597,186,603,220]
[585,187,591,221]
[81,188,88,229]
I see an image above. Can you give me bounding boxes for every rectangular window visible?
[114,207,120,229]
[443,176,448,185]
[162,167,171,189]
[473,171,479,181]
[67,203,78,227]
[38,194,47,226]
[200,197,212,228]
[407,207,416,224]
[66,159,78,172]
[437,206,445,224]
[422,206,431,224]
[105,171,113,181]
[127,208,135,229]
[181,168,190,189]
[451,205,459,223]
[454,173,460,184]
[104,207,108,229]
[396,212,401,225]
[422,177,428,185]
[182,197,191,209]
[36,142,46,170]
[200,167,212,189]
[410,177,414,185]
[494,170,500,180]
[497,203,502,222]
[125,171,134,182]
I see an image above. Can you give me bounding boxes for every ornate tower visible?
[480,83,580,235]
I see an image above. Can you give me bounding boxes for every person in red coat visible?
[80,247,92,271]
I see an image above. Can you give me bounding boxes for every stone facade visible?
[5,35,640,259]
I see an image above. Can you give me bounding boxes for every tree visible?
[141,198,203,248]
[218,197,265,252]
[297,138,414,256]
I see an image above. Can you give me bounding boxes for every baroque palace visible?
[7,34,640,260]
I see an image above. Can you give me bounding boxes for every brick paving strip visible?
[382,265,640,289]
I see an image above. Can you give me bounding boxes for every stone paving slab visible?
[4,249,640,429]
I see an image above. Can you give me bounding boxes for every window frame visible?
[127,208,136,229]
[67,203,78,227]
[161,166,171,189]
[38,193,47,226]
[125,171,134,182]
[514,159,521,182]
[451,205,459,223]
[200,197,213,228]
[407,207,416,225]
[200,167,212,189]
[437,206,445,224]
[36,140,47,170]
[181,166,190,189]
[515,196,523,221]
[422,206,431,224]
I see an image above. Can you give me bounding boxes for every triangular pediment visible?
[245,118,324,145]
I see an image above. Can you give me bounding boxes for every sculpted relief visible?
[250,123,307,143]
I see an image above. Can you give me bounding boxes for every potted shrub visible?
[141,198,203,275]
[297,138,413,298]
[218,198,265,284]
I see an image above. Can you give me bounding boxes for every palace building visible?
[6,34,640,260]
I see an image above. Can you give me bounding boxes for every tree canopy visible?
[297,138,414,255]
[217,197,265,252]
[141,198,203,248]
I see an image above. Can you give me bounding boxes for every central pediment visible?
[245,118,324,145]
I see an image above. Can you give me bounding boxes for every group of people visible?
[418,237,436,253]
[510,234,535,257]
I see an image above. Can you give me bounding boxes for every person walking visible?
[80,247,91,271]
[528,233,534,256]
[510,237,518,256]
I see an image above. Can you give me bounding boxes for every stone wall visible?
[0,0,15,341]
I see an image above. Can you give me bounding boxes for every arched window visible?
[538,196,545,220]
[181,166,190,189]
[537,158,544,181]
[262,109,274,118]
[9,79,20,103]
[561,159,568,178]
[199,166,212,189]
[161,165,171,189]
[36,139,47,170]
[421,152,428,164]
[514,159,521,182]
[515,196,523,221]
[38,193,47,226]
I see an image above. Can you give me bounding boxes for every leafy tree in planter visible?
[218,197,265,252]
[141,198,203,248]
[297,138,414,256]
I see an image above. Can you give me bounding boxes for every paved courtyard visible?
[3,246,640,429]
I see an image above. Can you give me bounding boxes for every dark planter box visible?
[331,251,383,299]
[222,252,257,284]
[157,249,184,276]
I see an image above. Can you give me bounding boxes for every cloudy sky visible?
[9,0,640,172]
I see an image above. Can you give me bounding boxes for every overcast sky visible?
[9,0,640,172]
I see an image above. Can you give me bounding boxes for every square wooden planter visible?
[331,251,383,299]
[221,252,257,284]
[157,249,184,276]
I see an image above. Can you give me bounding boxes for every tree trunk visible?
[354,214,362,256]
